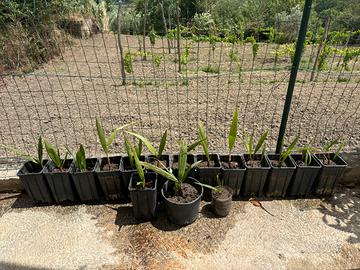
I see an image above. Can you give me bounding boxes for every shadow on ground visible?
[0,261,52,270]
[318,187,360,244]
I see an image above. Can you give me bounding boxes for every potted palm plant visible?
[43,140,75,203]
[126,130,171,191]
[196,122,221,196]
[266,136,298,197]
[141,140,203,226]
[69,144,100,202]
[95,117,131,200]
[128,142,157,220]
[313,140,348,196]
[207,176,233,217]
[289,145,321,197]
[242,131,270,197]
[219,108,245,196]
[2,137,53,204]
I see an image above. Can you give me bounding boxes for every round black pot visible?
[211,186,233,217]
[161,179,203,226]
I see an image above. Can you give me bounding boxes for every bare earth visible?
[0,34,359,160]
[0,186,359,269]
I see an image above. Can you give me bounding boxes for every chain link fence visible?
[0,1,359,172]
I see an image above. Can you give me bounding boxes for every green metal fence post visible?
[275,0,313,153]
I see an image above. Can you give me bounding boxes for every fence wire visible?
[0,5,359,173]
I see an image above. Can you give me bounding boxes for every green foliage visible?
[0,136,43,168]
[244,130,268,162]
[278,135,299,167]
[149,28,157,46]
[124,52,133,73]
[181,44,191,65]
[245,36,259,60]
[228,107,239,161]
[96,117,131,166]
[75,144,86,172]
[341,48,360,71]
[198,122,210,163]
[44,140,68,170]
[201,65,220,74]
[322,139,345,162]
[318,44,332,71]
[140,140,202,194]
[298,145,317,166]
[152,53,162,68]
[229,48,238,62]
[123,134,143,170]
[192,12,215,36]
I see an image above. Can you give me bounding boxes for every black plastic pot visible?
[96,156,123,200]
[313,153,348,196]
[171,154,197,178]
[289,154,321,197]
[146,154,172,192]
[129,172,157,220]
[242,154,271,197]
[196,154,221,198]
[219,155,245,197]
[120,156,146,200]
[43,160,76,203]
[266,154,296,198]
[70,158,100,202]
[211,186,233,217]
[17,160,53,204]
[161,178,203,226]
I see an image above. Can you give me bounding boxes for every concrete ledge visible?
[340,151,360,186]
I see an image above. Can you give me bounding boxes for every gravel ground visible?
[0,186,359,269]
[0,34,359,159]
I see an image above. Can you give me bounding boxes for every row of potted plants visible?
[3,110,348,225]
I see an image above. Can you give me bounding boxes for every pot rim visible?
[161,178,203,205]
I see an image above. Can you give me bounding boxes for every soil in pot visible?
[97,156,123,200]
[164,183,199,203]
[221,160,240,169]
[198,160,217,168]
[211,186,232,217]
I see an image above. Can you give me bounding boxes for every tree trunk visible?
[117,3,126,85]
[310,18,330,82]
[159,0,171,53]
[176,0,181,72]
[142,0,148,60]
[168,5,173,48]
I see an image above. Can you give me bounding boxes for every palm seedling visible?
[276,135,299,167]
[126,139,147,188]
[227,107,239,163]
[126,130,168,167]
[44,140,69,172]
[96,117,132,169]
[321,139,345,165]
[0,136,44,170]
[123,134,143,170]
[297,144,318,166]
[140,140,203,196]
[243,130,268,166]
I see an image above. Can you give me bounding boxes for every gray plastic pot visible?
[96,156,123,200]
[289,154,321,197]
[211,186,233,217]
[313,153,348,196]
[196,154,221,198]
[17,160,53,204]
[129,172,157,220]
[219,155,245,197]
[70,158,100,202]
[161,178,203,226]
[266,154,296,198]
[242,154,271,197]
[43,160,76,203]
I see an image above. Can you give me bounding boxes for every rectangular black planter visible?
[129,172,157,220]
[120,156,146,200]
[17,160,53,204]
[289,154,321,197]
[242,154,271,197]
[43,160,77,203]
[70,158,100,202]
[266,154,296,198]
[96,156,123,200]
[219,154,246,197]
[196,154,221,198]
[313,153,348,196]
[146,154,172,192]
[171,154,197,178]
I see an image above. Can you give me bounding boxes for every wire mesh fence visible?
[0,2,359,172]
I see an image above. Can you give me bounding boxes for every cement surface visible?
[0,186,359,270]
